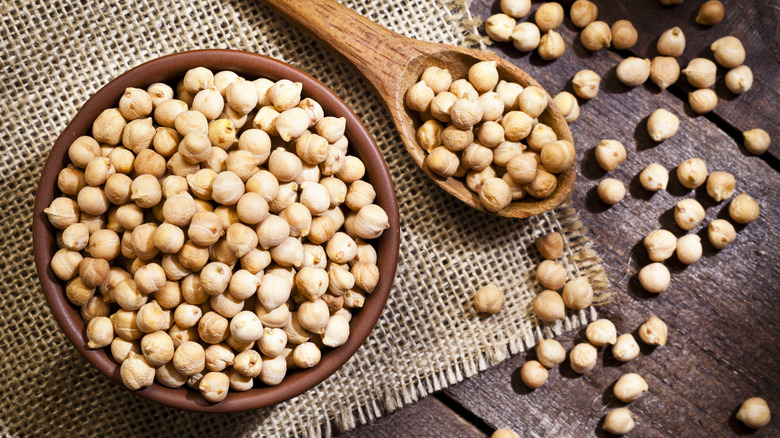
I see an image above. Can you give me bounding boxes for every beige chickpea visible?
[603,408,635,435]
[154,99,188,128]
[647,108,680,142]
[61,223,90,252]
[449,79,478,100]
[203,343,235,372]
[258,273,293,311]
[260,355,287,386]
[228,310,263,343]
[191,87,224,120]
[536,338,566,368]
[612,333,640,362]
[468,61,499,93]
[520,360,548,389]
[298,97,324,127]
[479,177,513,212]
[462,142,493,171]
[269,79,302,112]
[501,110,533,141]
[225,270,258,301]
[51,249,83,281]
[81,295,110,323]
[302,244,327,270]
[538,30,565,61]
[86,316,114,349]
[682,58,717,88]
[129,174,162,209]
[492,141,524,167]
[153,222,185,254]
[540,140,574,173]
[676,234,702,264]
[711,36,745,68]
[405,80,435,113]
[536,260,566,291]
[511,22,541,52]
[533,232,562,261]
[68,136,101,169]
[421,66,453,94]
[639,315,668,346]
[485,13,516,42]
[79,257,110,289]
[153,127,181,158]
[76,186,108,216]
[429,92,457,124]
[92,108,126,146]
[293,342,321,369]
[616,57,651,87]
[517,86,547,119]
[572,69,600,99]
[254,106,280,136]
[57,166,86,196]
[278,203,311,238]
[198,311,230,344]
[426,147,460,178]
[269,236,304,268]
[586,319,617,346]
[532,4,561,32]
[500,0,530,18]
[255,215,290,249]
[725,65,753,95]
[210,291,244,320]
[182,67,214,93]
[650,56,680,91]
[674,199,706,231]
[480,92,506,123]
[743,128,770,155]
[597,178,625,205]
[677,158,708,189]
[173,303,203,329]
[167,152,200,177]
[697,0,725,25]
[111,337,140,364]
[594,139,626,172]
[120,351,155,391]
[232,350,262,378]
[321,313,350,347]
[258,327,288,358]
[130,223,158,261]
[525,167,558,199]
[611,20,637,50]
[198,262,231,296]
[570,343,598,374]
[140,330,174,366]
[172,341,207,377]
[570,0,597,28]
[736,397,771,429]
[562,277,593,310]
[267,148,302,183]
[729,193,759,224]
[294,131,329,166]
[465,166,497,193]
[638,262,670,293]
[495,80,523,111]
[473,282,504,314]
[256,302,291,329]
[614,373,649,403]
[147,82,173,108]
[450,97,484,131]
[350,204,388,240]
[156,361,188,389]
[134,263,166,294]
[174,110,208,137]
[168,324,198,348]
[657,27,686,57]
[581,21,611,51]
[688,89,718,114]
[645,229,678,261]
[111,308,142,340]
[548,93,578,125]
[639,163,668,191]
[351,262,379,294]
[80,212,106,235]
[276,107,310,142]
[207,119,236,150]
[84,156,116,187]
[246,171,280,204]
[104,173,132,205]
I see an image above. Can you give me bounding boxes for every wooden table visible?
[343,1,780,436]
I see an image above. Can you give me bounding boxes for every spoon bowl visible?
[263,0,575,218]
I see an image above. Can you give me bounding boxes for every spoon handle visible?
[262,0,428,102]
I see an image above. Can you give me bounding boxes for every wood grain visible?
[338,396,488,438]
[438,1,780,437]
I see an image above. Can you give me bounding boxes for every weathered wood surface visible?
[343,1,780,437]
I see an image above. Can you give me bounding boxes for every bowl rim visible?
[32,49,400,413]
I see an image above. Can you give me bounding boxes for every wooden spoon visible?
[263,0,575,218]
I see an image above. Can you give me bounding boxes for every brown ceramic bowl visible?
[32,50,400,412]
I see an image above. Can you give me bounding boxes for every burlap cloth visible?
[0,0,608,436]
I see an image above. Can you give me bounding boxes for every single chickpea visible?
[677,157,708,189]
[233,350,263,378]
[674,199,706,231]
[191,87,224,120]
[496,80,523,111]
[256,215,290,249]
[429,92,458,124]
[321,313,351,347]
[258,273,293,311]
[81,295,110,323]
[644,229,678,261]
[473,282,504,314]
[479,178,512,213]
[167,152,200,177]
[68,136,101,169]
[552,91,580,123]
[682,58,717,88]
[51,249,83,281]
[257,302,291,329]
[140,330,174,366]
[198,311,230,344]
[295,267,329,300]
[462,142,493,171]
[616,57,651,87]
[199,371,230,403]
[520,360,548,389]
[725,65,753,95]
[104,173,133,205]
[676,234,702,264]
[611,20,638,50]
[562,277,593,310]
[421,66,453,94]
[120,351,155,390]
[650,56,680,91]
[260,355,287,386]
[154,99,188,128]
[501,0,530,18]
[485,13,516,42]
[697,1,725,25]
[580,21,611,51]
[736,397,771,429]
[570,343,598,374]
[534,2,563,32]
[711,36,745,68]
[536,260,567,291]
[270,236,305,267]
[405,80,435,113]
[76,186,108,216]
[597,178,626,205]
[269,79,302,112]
[639,163,668,191]
[229,310,264,343]
[492,141,524,167]
[603,408,635,435]
[153,222,185,254]
[492,430,521,438]
[85,157,116,187]
[111,308,142,340]
[79,257,110,288]
[450,97,484,130]
[657,27,686,57]
[540,140,574,173]
[111,337,140,364]
[535,232,562,260]
[468,61,499,93]
[130,174,162,209]
[536,338,566,368]
[259,328,288,358]
[202,343,234,372]
[147,82,174,107]
[538,30,565,60]
[292,342,321,369]
[501,110,533,141]
[729,193,759,224]
[638,262,670,293]
[86,316,114,349]
[92,108,126,146]
[511,22,541,52]
[199,262,232,296]
[134,263,166,294]
[352,204,389,240]
[88,229,121,260]
[586,319,617,346]
[570,0,598,28]
[207,119,236,150]
[58,166,87,196]
[612,333,640,362]
[517,86,548,119]
[688,88,718,114]
[638,315,668,346]
[525,167,558,199]
[614,373,649,403]
[594,139,626,172]
[174,110,208,137]
[647,108,680,142]
[743,128,770,155]
[572,69,600,99]
[466,167,497,193]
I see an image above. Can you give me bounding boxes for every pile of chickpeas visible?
[407,61,575,213]
[44,66,390,402]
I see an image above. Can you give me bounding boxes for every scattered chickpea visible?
[736,397,772,429]
[595,139,626,171]
[705,171,736,202]
[485,13,516,42]
[616,57,651,87]
[725,65,753,95]
[552,91,579,123]
[536,338,566,368]
[682,58,717,88]
[676,234,702,264]
[536,260,567,291]
[639,163,669,191]
[614,373,649,403]
[511,22,541,52]
[520,360,548,389]
[534,2,563,32]
[597,178,625,205]
[492,429,521,438]
[562,277,593,310]
[677,157,708,189]
[638,262,671,293]
[611,20,638,50]
[570,0,598,28]
[580,21,611,51]
[743,128,770,155]
[639,316,668,346]
[688,89,718,114]
[533,290,566,323]
[535,232,563,260]
[500,0,530,18]
[729,193,759,224]
[644,229,678,261]
[697,1,725,25]
[650,56,680,90]
[612,333,640,362]
[570,343,598,374]
[647,108,680,142]
[474,282,504,314]
[572,69,600,99]
[585,319,617,346]
[711,36,745,68]
[603,408,635,435]
[657,27,686,57]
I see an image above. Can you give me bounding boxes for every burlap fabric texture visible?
[0,0,608,436]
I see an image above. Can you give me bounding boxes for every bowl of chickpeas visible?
[32,49,400,412]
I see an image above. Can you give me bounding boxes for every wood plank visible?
[338,396,488,437]
[437,1,780,437]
